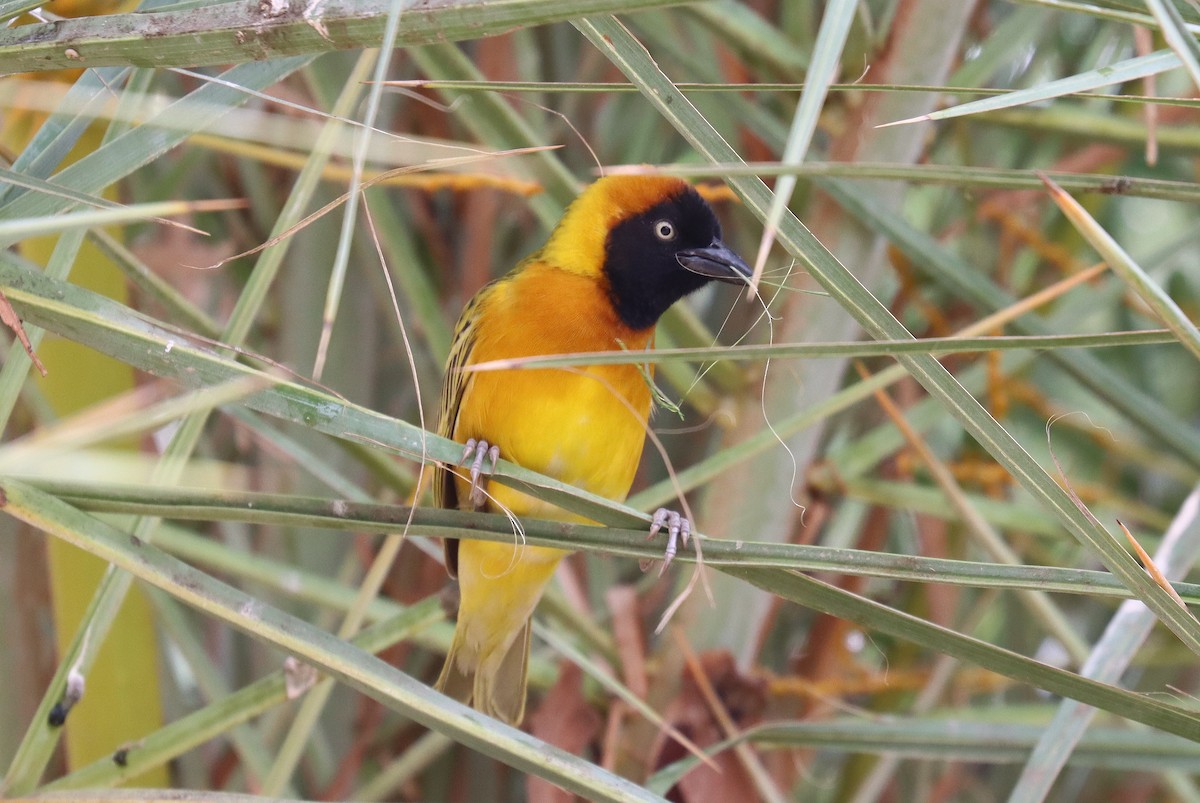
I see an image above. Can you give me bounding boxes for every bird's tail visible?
[435,616,533,725]
[434,542,565,725]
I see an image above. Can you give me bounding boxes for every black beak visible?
[676,240,752,285]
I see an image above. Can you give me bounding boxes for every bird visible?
[433,174,751,725]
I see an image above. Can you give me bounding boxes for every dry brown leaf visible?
[607,585,648,699]
[651,649,769,803]
[0,290,47,377]
[527,662,603,803]
[1118,519,1188,610]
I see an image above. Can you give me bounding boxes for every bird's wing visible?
[434,283,492,576]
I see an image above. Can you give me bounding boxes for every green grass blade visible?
[725,565,1200,742]
[461,330,1176,368]
[1008,486,1200,801]
[32,482,1200,607]
[748,0,856,285]
[878,50,1181,127]
[0,199,231,246]
[1146,0,1200,91]
[1043,176,1200,363]
[625,160,1200,203]
[0,0,690,74]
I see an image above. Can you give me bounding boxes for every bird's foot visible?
[461,438,500,508]
[644,507,691,575]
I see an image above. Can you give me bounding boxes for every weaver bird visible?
[433,175,751,724]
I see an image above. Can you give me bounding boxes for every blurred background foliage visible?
[1,0,1200,801]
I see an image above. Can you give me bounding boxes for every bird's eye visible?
[653,220,676,241]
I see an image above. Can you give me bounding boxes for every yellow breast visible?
[451,263,654,522]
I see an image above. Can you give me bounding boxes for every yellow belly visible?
[453,363,651,521]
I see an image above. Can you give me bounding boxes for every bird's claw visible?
[461,438,500,508]
[643,507,691,575]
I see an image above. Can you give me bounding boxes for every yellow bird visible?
[433,175,751,724]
